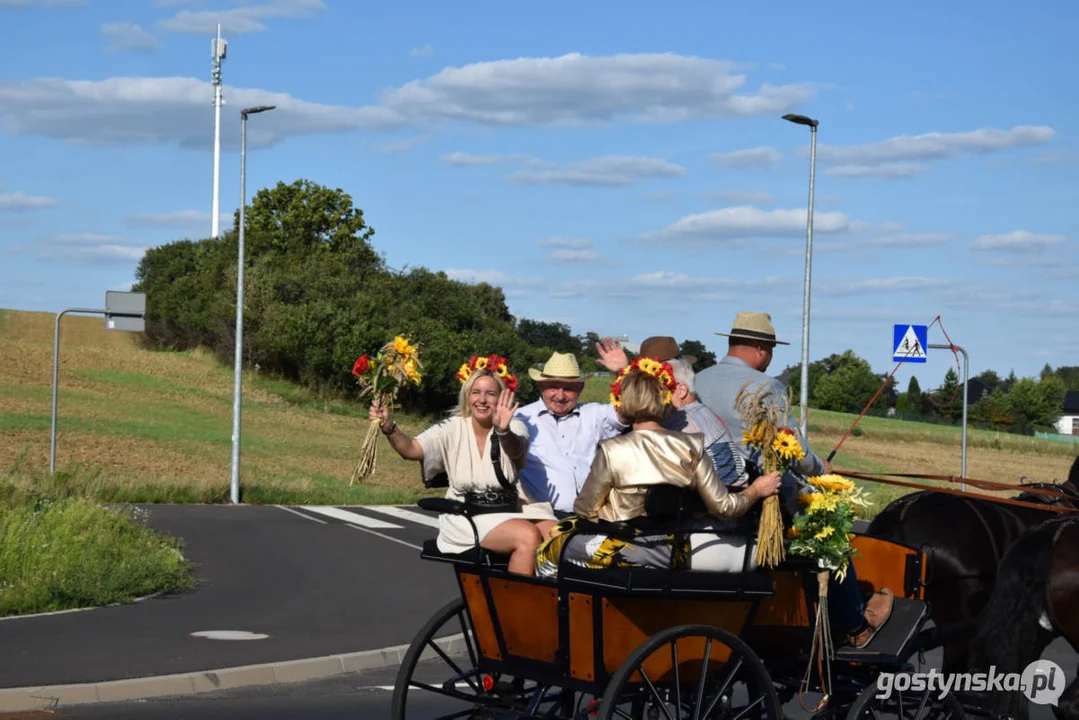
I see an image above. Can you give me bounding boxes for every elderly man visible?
[515,341,628,516]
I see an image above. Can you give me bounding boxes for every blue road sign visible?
[893,324,928,363]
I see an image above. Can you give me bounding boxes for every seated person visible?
[534,358,782,578]
[371,354,559,577]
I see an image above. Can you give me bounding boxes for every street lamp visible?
[230,104,276,505]
[782,112,818,443]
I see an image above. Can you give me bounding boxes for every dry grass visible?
[1,308,1075,511]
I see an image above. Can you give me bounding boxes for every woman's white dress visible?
[416,415,558,554]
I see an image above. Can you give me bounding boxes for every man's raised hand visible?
[596,336,629,373]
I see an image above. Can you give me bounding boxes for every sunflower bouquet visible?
[735,382,807,568]
[786,474,871,582]
[349,335,423,485]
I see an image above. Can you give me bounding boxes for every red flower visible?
[352,355,370,375]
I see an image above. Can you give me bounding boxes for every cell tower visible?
[210,24,227,239]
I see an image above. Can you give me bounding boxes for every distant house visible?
[965,377,992,406]
[1054,390,1079,436]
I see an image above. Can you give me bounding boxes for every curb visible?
[0,633,466,713]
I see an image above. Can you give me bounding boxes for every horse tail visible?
[967,522,1057,720]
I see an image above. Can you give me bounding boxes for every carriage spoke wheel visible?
[845,679,966,720]
[596,624,781,720]
[391,597,576,719]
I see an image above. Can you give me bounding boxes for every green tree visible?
[905,375,923,416]
[680,339,717,371]
[1006,375,1067,433]
[810,351,888,414]
[929,368,963,422]
[516,319,580,355]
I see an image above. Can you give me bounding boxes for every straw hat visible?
[638,336,697,366]
[528,351,586,382]
[714,311,790,345]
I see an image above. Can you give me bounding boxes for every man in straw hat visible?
[696,311,829,480]
[515,340,629,516]
[695,311,893,648]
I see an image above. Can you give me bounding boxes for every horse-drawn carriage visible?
[391,487,959,720]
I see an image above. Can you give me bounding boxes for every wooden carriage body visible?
[421,529,930,699]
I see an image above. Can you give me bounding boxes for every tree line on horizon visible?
[132,178,1075,433]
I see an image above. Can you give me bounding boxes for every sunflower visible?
[473,356,488,371]
[772,432,806,463]
[393,336,417,358]
[456,363,473,383]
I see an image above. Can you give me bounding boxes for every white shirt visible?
[514,399,626,513]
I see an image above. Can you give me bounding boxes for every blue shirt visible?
[515,400,626,513]
[695,355,827,482]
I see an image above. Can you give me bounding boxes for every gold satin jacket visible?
[572,428,753,523]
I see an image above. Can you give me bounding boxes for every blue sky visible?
[1,0,1076,392]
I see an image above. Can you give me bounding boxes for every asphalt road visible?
[0,503,460,688]
[49,645,1077,720]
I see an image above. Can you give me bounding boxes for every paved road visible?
[0,503,458,689]
[48,648,1077,720]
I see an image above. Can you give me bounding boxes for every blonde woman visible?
[371,354,558,576]
[535,358,782,577]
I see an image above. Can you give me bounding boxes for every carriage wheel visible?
[390,597,575,719]
[845,679,966,720]
[596,624,781,720]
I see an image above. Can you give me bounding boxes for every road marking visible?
[348,524,422,551]
[275,505,328,524]
[300,506,403,529]
[360,505,441,529]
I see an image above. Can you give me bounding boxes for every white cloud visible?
[640,206,850,242]
[37,233,150,264]
[440,152,544,166]
[101,23,158,53]
[0,52,817,149]
[0,77,398,150]
[550,271,791,305]
[507,156,684,187]
[158,0,325,34]
[709,146,781,168]
[375,52,815,127]
[0,191,58,211]
[826,162,930,178]
[815,126,1054,174]
[535,237,612,265]
[704,190,776,204]
[409,44,433,58]
[367,135,428,154]
[125,209,231,230]
[971,230,1066,251]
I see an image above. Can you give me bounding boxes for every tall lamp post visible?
[230,104,276,505]
[782,112,819,443]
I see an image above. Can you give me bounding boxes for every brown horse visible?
[865,457,1079,673]
[965,512,1079,720]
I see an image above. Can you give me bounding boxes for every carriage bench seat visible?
[557,560,775,598]
[419,538,511,570]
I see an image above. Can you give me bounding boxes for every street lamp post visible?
[782,112,819,443]
[230,104,276,505]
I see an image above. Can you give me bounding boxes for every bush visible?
[0,475,195,617]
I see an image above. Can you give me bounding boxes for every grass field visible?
[1,309,1075,514]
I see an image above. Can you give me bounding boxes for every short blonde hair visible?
[617,371,667,424]
[455,370,506,418]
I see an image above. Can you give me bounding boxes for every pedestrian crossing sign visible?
[893,324,928,363]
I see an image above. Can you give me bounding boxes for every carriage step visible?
[835,598,928,664]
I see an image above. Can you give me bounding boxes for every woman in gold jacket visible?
[534,359,781,577]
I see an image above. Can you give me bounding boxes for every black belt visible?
[463,487,520,514]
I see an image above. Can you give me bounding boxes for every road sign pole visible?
[51,308,105,475]
[51,292,146,475]
[929,343,968,489]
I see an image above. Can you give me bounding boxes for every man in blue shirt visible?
[515,342,628,516]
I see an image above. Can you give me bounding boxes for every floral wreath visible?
[609,356,677,408]
[456,353,519,392]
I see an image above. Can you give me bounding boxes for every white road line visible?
[300,506,403,529]
[348,524,422,551]
[274,505,328,524]
[360,505,441,529]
